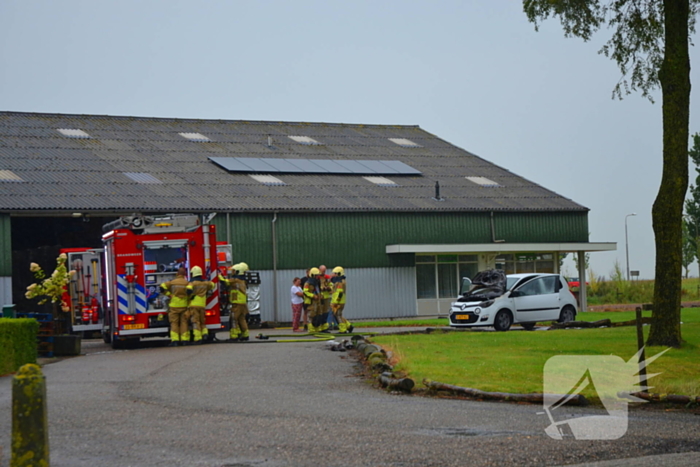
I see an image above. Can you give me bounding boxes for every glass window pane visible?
[537,261,555,273]
[416,255,436,263]
[458,254,478,262]
[438,255,458,263]
[496,255,515,274]
[542,276,557,294]
[459,263,478,282]
[438,263,458,298]
[416,264,437,299]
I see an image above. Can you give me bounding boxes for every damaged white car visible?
[448,270,577,331]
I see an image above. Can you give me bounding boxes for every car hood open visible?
[457,269,507,302]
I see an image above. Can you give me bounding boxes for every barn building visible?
[0,111,613,320]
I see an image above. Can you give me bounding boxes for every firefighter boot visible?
[239,329,250,342]
[192,329,203,345]
[228,328,240,342]
[169,331,180,347]
[319,322,331,333]
[338,322,349,333]
[307,322,317,333]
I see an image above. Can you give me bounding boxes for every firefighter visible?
[160,267,190,346]
[219,262,250,342]
[331,266,354,333]
[304,267,326,333]
[318,265,334,330]
[186,265,215,345]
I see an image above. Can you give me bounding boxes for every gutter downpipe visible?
[226,213,231,246]
[491,212,505,243]
[272,211,278,323]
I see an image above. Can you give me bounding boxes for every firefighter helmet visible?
[190,266,203,277]
[332,266,344,275]
[309,267,321,276]
[237,262,249,273]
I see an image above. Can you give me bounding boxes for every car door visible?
[512,276,560,322]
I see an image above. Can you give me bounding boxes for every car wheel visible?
[559,306,576,323]
[521,322,536,331]
[493,310,513,331]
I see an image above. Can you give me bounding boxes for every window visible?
[541,276,557,294]
[0,170,23,182]
[416,264,437,299]
[249,174,285,186]
[496,253,554,274]
[519,278,545,296]
[179,132,210,142]
[466,176,500,187]
[288,135,322,145]
[416,254,479,299]
[363,176,398,186]
[57,128,90,138]
[388,137,421,148]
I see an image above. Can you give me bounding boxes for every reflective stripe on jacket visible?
[187,279,215,307]
[331,277,346,305]
[220,275,247,304]
[161,276,189,308]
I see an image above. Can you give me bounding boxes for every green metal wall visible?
[0,214,11,276]
[214,211,588,270]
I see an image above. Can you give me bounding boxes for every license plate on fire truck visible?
[123,323,145,330]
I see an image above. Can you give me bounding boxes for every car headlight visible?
[480,300,494,308]
[474,308,481,315]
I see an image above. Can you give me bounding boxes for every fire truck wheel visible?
[103,330,112,344]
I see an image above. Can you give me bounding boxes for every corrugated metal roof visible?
[0,111,587,213]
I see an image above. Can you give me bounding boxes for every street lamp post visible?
[625,213,637,281]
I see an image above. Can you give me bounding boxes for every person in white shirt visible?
[290,277,304,332]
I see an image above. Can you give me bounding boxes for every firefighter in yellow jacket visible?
[160,267,190,346]
[305,267,327,333]
[331,266,353,333]
[219,262,250,342]
[186,266,215,345]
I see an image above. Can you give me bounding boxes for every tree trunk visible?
[648,0,691,348]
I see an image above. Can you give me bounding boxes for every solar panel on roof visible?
[236,157,280,173]
[332,160,376,174]
[311,159,353,173]
[267,159,306,173]
[285,158,328,173]
[379,160,422,175]
[209,157,256,172]
[209,157,422,176]
[355,160,399,174]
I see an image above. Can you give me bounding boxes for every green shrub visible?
[0,318,39,375]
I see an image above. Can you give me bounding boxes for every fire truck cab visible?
[100,214,224,348]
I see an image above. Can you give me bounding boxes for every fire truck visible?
[63,214,231,349]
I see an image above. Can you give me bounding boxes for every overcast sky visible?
[2,0,699,280]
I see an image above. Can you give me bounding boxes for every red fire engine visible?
[63,214,230,349]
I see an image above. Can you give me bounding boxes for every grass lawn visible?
[370,309,700,399]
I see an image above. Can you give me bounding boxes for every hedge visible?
[0,318,39,375]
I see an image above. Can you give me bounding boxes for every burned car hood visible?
[457,269,507,302]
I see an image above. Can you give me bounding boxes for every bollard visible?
[12,364,49,467]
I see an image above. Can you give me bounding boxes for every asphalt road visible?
[1,330,699,467]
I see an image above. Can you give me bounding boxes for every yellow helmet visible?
[332,266,344,275]
[309,267,321,276]
[190,266,203,277]
[229,263,240,273]
[237,262,249,273]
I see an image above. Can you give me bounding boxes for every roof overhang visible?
[386,242,616,254]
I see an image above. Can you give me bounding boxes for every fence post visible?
[12,363,49,467]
